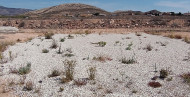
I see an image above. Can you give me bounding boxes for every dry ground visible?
[0,28,190,96]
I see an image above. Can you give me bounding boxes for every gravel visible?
[0,26,19,33]
[0,33,190,97]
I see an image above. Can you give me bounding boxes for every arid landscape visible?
[0,3,190,97]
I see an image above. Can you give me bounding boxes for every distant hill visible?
[0,6,32,16]
[25,3,109,18]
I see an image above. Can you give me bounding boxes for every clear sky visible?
[0,0,190,13]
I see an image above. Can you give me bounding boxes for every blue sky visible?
[0,0,190,12]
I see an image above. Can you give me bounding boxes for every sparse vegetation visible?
[64,53,74,57]
[159,69,168,79]
[48,70,61,77]
[23,81,33,91]
[50,39,58,49]
[93,55,112,62]
[174,34,182,39]
[180,73,190,85]
[42,49,49,53]
[136,33,142,36]
[98,41,106,47]
[68,34,74,39]
[120,57,136,64]
[144,44,153,51]
[59,87,64,92]
[62,60,76,82]
[60,38,65,42]
[126,42,133,50]
[88,67,96,80]
[57,44,62,54]
[184,36,190,43]
[74,79,88,86]
[18,62,31,75]
[148,81,162,88]
[44,32,54,39]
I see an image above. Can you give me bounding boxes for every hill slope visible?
[0,6,32,16]
[25,3,109,18]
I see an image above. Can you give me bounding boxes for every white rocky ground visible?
[0,33,190,97]
[0,26,19,33]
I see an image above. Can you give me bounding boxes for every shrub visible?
[50,40,58,49]
[135,33,141,36]
[98,41,106,47]
[57,45,62,54]
[60,38,65,42]
[120,57,136,64]
[166,34,174,39]
[18,63,31,75]
[44,32,54,39]
[64,53,74,57]
[23,81,33,91]
[144,44,153,51]
[59,87,64,92]
[42,49,49,53]
[180,73,190,84]
[148,81,162,88]
[126,42,133,50]
[159,69,168,79]
[68,34,74,39]
[88,67,96,80]
[48,70,61,77]
[93,55,112,62]
[74,79,88,86]
[174,34,182,39]
[64,60,76,81]
[184,37,190,43]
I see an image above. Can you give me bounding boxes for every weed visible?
[166,77,173,81]
[17,39,21,42]
[64,60,76,81]
[132,90,137,93]
[59,87,64,92]
[85,30,91,35]
[93,55,112,62]
[159,69,168,79]
[144,44,153,51]
[174,34,182,39]
[184,37,190,43]
[60,38,65,42]
[44,32,54,39]
[120,57,136,64]
[68,34,74,39]
[180,73,190,84]
[74,79,88,86]
[148,81,162,88]
[88,67,96,80]
[48,70,61,77]
[166,34,174,39]
[126,42,133,50]
[64,53,74,57]
[18,63,31,75]
[42,49,49,53]
[135,33,141,36]
[50,39,58,49]
[98,41,106,47]
[57,44,62,54]
[23,81,33,91]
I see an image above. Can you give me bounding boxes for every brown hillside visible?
[25,3,109,18]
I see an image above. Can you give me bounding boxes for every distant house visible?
[146,10,162,16]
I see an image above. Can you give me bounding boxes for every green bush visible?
[18,63,31,75]
[42,49,49,53]
[98,41,106,47]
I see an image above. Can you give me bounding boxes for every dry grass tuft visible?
[93,55,112,62]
